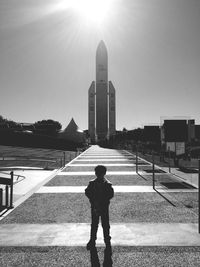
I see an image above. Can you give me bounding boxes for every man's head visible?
[95,165,107,178]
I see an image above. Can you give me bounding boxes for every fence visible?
[0,150,81,170]
[133,148,200,233]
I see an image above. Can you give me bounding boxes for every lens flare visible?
[61,0,114,24]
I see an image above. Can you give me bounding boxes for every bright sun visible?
[63,0,114,24]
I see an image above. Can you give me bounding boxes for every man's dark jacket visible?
[85,178,114,210]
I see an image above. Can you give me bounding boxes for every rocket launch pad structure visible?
[88,41,116,143]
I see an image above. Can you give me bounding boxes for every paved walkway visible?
[36,185,196,193]
[0,223,199,246]
[0,145,200,249]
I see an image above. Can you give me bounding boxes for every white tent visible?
[59,118,85,143]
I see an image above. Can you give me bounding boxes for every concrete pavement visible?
[0,223,199,246]
[36,185,197,193]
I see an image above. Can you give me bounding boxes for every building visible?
[88,41,116,143]
[195,125,200,141]
[161,118,195,155]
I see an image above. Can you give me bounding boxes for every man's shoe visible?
[86,240,96,250]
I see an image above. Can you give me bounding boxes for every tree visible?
[34,119,62,135]
[0,115,4,122]
[0,115,18,128]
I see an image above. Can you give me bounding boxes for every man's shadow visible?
[103,247,113,267]
[90,247,113,267]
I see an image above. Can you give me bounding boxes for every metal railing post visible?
[152,152,155,190]
[0,188,2,208]
[10,171,14,209]
[199,160,200,233]
[168,148,171,173]
[63,152,65,167]
[77,149,79,157]
[136,146,138,173]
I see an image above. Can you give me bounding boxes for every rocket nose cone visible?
[97,40,107,53]
[99,40,106,47]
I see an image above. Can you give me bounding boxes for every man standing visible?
[85,165,114,250]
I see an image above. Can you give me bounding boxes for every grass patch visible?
[46,175,149,186]
[65,165,136,172]
[0,193,197,224]
[0,145,77,169]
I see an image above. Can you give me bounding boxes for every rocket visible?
[88,41,116,143]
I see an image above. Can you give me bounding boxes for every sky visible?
[0,0,200,131]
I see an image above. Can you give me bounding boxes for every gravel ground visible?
[46,172,192,188]
[64,165,138,172]
[0,193,197,224]
[46,174,150,186]
[161,192,198,211]
[62,165,163,172]
[0,246,200,267]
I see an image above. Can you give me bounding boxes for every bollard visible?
[152,152,155,190]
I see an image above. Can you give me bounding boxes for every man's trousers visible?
[90,206,111,244]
